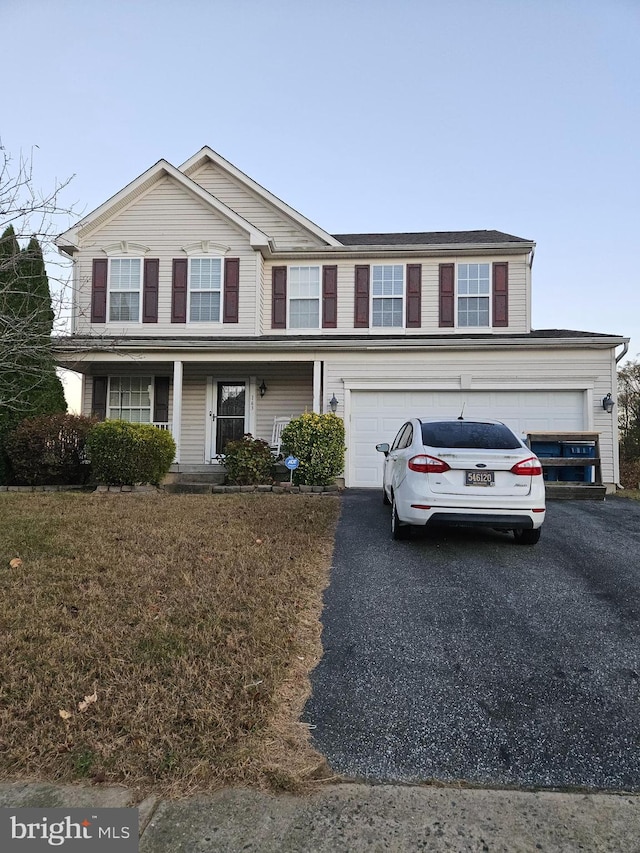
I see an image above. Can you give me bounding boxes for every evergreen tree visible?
[0,230,66,482]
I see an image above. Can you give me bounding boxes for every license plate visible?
[465,470,495,486]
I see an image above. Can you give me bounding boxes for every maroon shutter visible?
[142,258,159,323]
[171,258,188,323]
[223,257,240,323]
[153,377,170,423]
[91,258,108,323]
[354,265,370,328]
[439,263,455,327]
[322,265,338,328]
[91,376,108,420]
[406,264,422,328]
[492,262,509,327]
[272,266,287,329]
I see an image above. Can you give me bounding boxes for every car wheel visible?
[513,528,541,545]
[392,496,411,540]
[383,486,391,505]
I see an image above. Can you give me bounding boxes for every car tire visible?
[383,486,391,505]
[513,528,541,545]
[392,496,411,540]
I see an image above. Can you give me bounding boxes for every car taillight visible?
[511,457,543,476]
[408,454,451,474]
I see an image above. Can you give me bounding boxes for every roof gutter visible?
[262,241,536,261]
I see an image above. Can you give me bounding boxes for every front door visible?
[213,381,246,456]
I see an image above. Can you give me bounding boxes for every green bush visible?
[86,421,176,486]
[280,412,345,486]
[223,434,274,485]
[5,413,96,486]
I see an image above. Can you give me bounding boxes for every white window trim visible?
[107,257,142,324]
[455,262,492,329]
[370,264,405,329]
[287,264,321,330]
[187,256,224,324]
[107,375,154,423]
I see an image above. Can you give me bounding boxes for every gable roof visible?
[333,230,533,247]
[56,159,271,255]
[180,146,342,248]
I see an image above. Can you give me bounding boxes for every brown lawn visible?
[0,492,339,798]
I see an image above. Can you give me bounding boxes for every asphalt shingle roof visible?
[332,230,532,246]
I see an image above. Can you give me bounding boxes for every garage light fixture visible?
[329,394,339,413]
[602,393,614,413]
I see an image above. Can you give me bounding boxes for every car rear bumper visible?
[397,497,545,530]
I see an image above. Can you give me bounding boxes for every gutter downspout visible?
[615,341,629,363]
[614,340,629,490]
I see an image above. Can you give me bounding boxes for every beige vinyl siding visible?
[189,163,327,250]
[74,177,259,336]
[262,256,529,336]
[321,346,618,485]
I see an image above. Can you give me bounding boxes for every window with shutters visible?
[108,376,152,423]
[289,266,320,328]
[109,258,141,322]
[372,265,404,327]
[457,263,490,327]
[189,258,222,322]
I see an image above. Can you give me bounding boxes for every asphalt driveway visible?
[304,492,640,791]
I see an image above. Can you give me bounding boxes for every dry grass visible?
[0,492,339,798]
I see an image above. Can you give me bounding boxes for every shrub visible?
[86,421,176,486]
[280,412,345,486]
[223,434,274,485]
[619,456,640,490]
[5,413,96,485]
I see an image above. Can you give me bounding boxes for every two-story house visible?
[55,147,627,490]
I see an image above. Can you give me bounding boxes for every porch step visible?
[545,484,607,500]
[163,466,226,487]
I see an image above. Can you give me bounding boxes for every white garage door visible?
[348,389,585,487]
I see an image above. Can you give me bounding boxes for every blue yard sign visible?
[284,455,299,470]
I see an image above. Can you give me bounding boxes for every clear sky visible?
[3,0,639,386]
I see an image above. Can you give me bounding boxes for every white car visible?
[376,418,546,544]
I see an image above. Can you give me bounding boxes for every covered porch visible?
[65,356,328,466]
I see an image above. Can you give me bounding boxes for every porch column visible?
[172,360,183,463]
[313,360,322,414]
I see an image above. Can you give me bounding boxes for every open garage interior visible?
[348,389,587,488]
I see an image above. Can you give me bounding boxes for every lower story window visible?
[108,376,152,422]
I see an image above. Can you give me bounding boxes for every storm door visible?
[213,381,246,456]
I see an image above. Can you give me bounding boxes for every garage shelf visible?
[526,432,605,500]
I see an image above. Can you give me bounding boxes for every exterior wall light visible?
[329,394,338,413]
[259,380,267,398]
[602,393,614,413]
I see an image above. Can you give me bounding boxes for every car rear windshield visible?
[420,421,522,449]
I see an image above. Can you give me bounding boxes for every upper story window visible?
[108,376,152,422]
[372,265,404,327]
[289,266,320,328]
[457,263,490,327]
[189,258,222,322]
[109,258,141,322]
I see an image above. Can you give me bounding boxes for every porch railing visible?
[152,422,172,432]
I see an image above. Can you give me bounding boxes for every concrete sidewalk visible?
[1,781,639,852]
